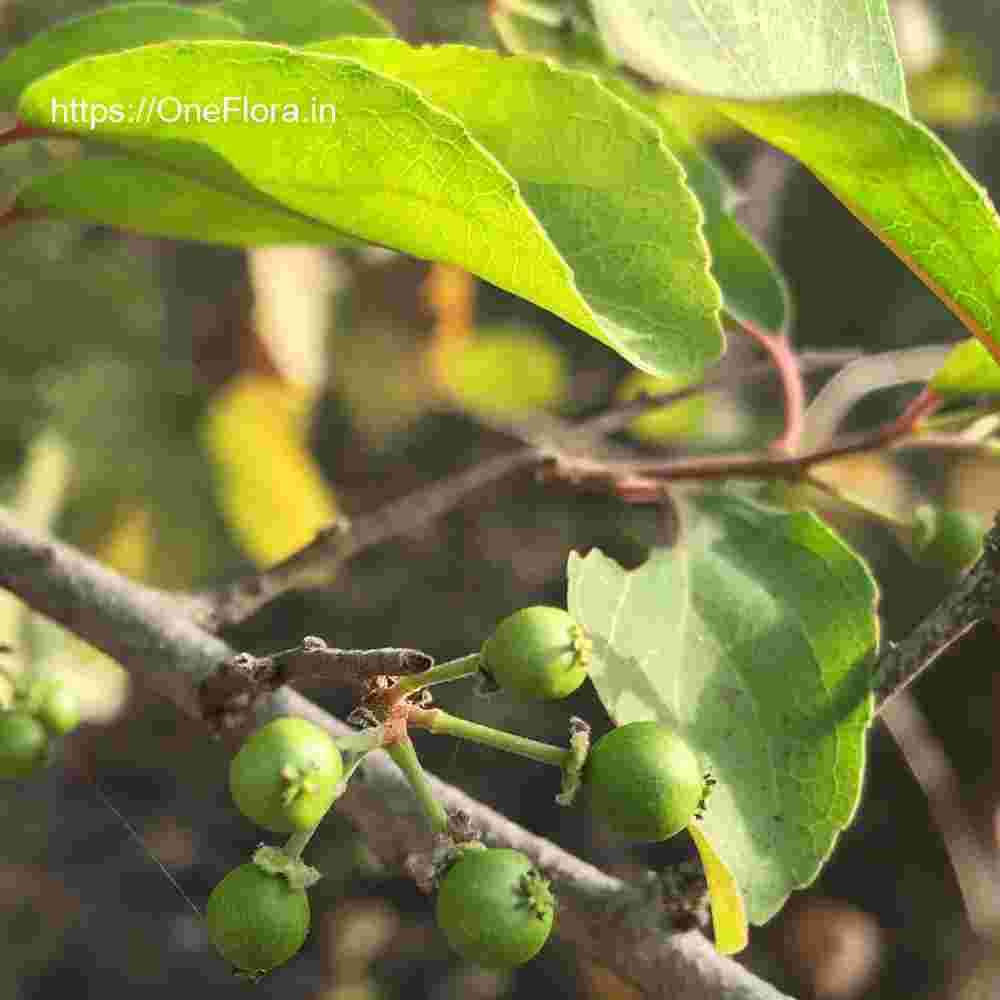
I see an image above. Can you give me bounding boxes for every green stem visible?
[411,707,571,769]
[386,736,449,835]
[335,728,385,792]
[283,827,318,861]
[334,726,387,756]
[393,653,481,698]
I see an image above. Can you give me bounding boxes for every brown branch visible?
[548,421,905,489]
[550,383,942,490]
[191,446,540,630]
[581,349,860,440]
[0,507,794,1000]
[872,513,1000,709]
[199,636,433,733]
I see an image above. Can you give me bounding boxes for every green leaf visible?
[308,38,723,373]
[13,156,357,247]
[485,17,787,333]
[16,43,622,367]
[0,3,245,108]
[713,94,1000,364]
[217,0,393,45]
[586,4,1000,366]
[606,78,789,332]
[930,338,1000,398]
[567,493,877,924]
[590,0,907,113]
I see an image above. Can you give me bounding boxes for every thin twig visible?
[194,350,860,629]
[872,513,1000,709]
[551,381,943,490]
[199,636,433,733]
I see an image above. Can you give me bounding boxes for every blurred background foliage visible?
[0,1,999,998]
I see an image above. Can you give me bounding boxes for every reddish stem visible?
[0,120,49,146]
[737,319,805,455]
[882,385,944,437]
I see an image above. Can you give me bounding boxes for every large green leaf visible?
[0,3,245,107]
[15,40,722,373]
[587,3,1000,367]
[714,94,1000,363]
[13,156,357,246]
[567,493,877,924]
[17,42,649,369]
[591,0,907,113]
[308,38,723,373]
[488,15,788,333]
[217,0,393,45]
[606,78,788,333]
[5,2,389,250]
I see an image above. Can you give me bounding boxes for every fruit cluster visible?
[203,606,713,977]
[0,672,80,779]
[13,607,711,980]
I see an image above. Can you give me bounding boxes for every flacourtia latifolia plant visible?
[10,1,1000,993]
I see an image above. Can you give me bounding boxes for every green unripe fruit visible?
[584,721,702,842]
[481,606,590,701]
[229,717,343,834]
[0,711,49,779]
[435,847,555,968]
[911,505,985,573]
[35,683,80,736]
[206,862,310,978]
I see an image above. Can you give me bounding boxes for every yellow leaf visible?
[689,822,749,955]
[201,373,338,566]
[94,506,152,581]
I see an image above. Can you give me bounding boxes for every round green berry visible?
[435,847,555,968]
[229,717,343,834]
[583,721,702,842]
[0,711,49,779]
[911,505,985,574]
[206,862,310,978]
[35,683,80,736]
[481,606,590,701]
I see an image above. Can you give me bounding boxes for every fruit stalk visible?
[385,734,449,834]
[334,726,387,756]
[392,652,482,698]
[408,706,571,768]
[283,827,318,861]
